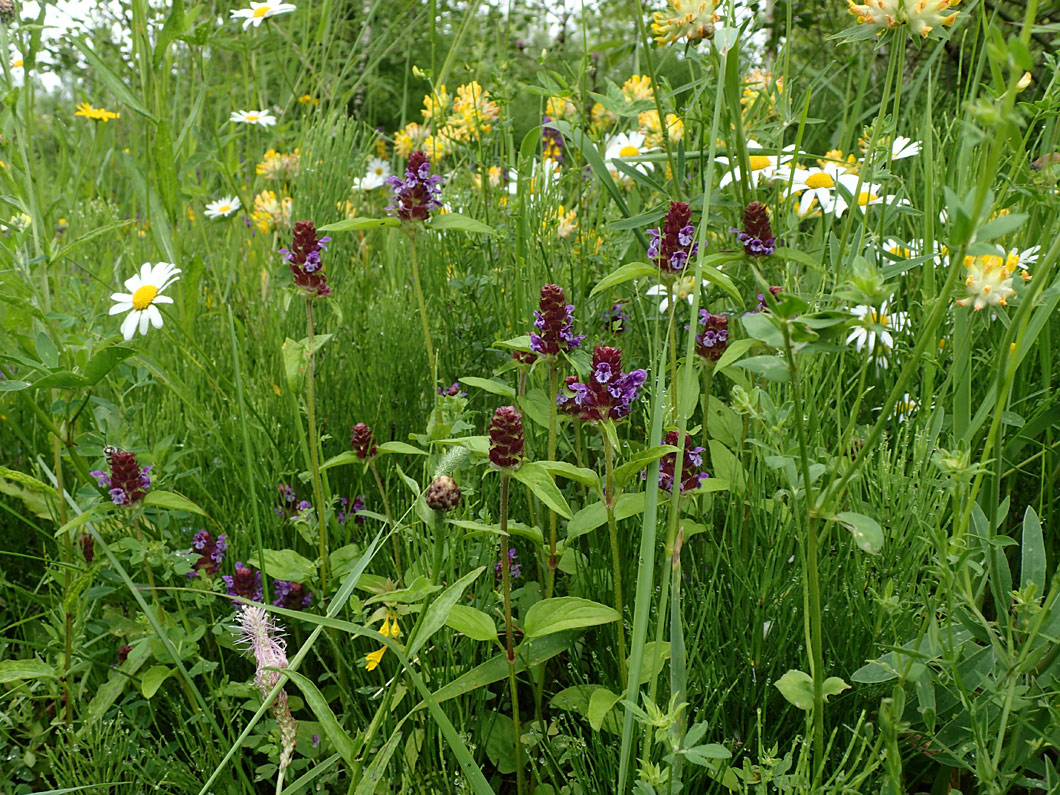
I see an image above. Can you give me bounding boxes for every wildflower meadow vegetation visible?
[3,0,1060,791]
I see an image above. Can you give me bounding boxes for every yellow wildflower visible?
[621,75,654,103]
[74,101,121,122]
[638,110,684,148]
[252,190,292,233]
[956,253,1014,311]
[545,96,577,119]
[421,84,451,121]
[365,647,386,671]
[394,122,429,158]
[448,81,499,141]
[651,0,718,45]
[256,148,300,181]
[590,102,617,133]
[297,94,319,105]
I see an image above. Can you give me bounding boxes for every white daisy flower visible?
[894,393,919,422]
[229,1,296,29]
[604,131,654,182]
[108,262,181,341]
[833,174,910,217]
[780,162,847,215]
[204,196,241,219]
[716,140,795,189]
[229,109,277,127]
[846,300,908,368]
[646,275,697,312]
[351,157,391,191]
[890,137,921,160]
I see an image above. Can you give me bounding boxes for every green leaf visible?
[773,246,820,269]
[0,380,31,392]
[282,337,306,392]
[283,669,357,767]
[512,461,573,520]
[833,511,884,554]
[31,372,89,389]
[445,604,498,642]
[713,338,756,373]
[683,745,732,765]
[518,389,551,429]
[247,549,316,582]
[459,376,516,399]
[588,687,622,731]
[741,312,785,348]
[407,566,487,657]
[72,38,157,122]
[36,331,58,369]
[480,711,517,774]
[83,346,136,385]
[140,665,173,699]
[429,212,494,235]
[355,727,402,795]
[153,120,178,221]
[537,460,600,491]
[589,262,658,299]
[612,445,679,490]
[363,576,440,606]
[317,216,401,232]
[975,212,1027,243]
[774,669,849,711]
[377,441,427,456]
[0,658,56,683]
[1020,505,1046,593]
[628,641,669,685]
[522,597,619,640]
[732,355,789,382]
[142,490,208,517]
[320,451,364,472]
[565,492,645,542]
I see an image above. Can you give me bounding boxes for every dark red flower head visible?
[489,407,524,469]
[281,220,331,298]
[350,423,377,459]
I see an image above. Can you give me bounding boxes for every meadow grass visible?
[2,0,1060,793]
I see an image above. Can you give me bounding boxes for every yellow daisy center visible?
[374,167,384,175]
[748,155,771,170]
[867,312,889,326]
[253,6,270,17]
[218,204,231,213]
[857,192,879,206]
[805,173,834,189]
[245,114,259,121]
[132,284,159,311]
[619,144,640,157]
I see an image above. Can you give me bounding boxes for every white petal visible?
[148,304,164,328]
[124,275,142,291]
[140,262,153,281]
[111,292,133,303]
[121,311,139,340]
[109,303,133,315]
[153,294,174,304]
[138,311,151,336]
[799,191,815,216]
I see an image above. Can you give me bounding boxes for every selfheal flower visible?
[438,382,466,397]
[272,580,313,610]
[755,286,783,313]
[187,530,227,577]
[235,607,297,777]
[647,201,699,275]
[695,311,730,362]
[223,561,264,607]
[337,496,366,525]
[654,430,709,493]
[280,220,330,298]
[385,150,444,221]
[494,547,521,580]
[529,284,585,355]
[556,346,647,422]
[731,202,776,258]
[276,483,298,518]
[94,449,151,506]
[489,406,525,469]
[350,423,378,459]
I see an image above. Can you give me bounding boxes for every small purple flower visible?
[90,470,111,488]
[647,202,699,274]
[337,496,366,525]
[386,151,444,221]
[556,346,646,422]
[438,382,466,397]
[731,202,777,258]
[283,221,331,298]
[223,561,264,608]
[297,500,312,513]
[601,303,630,334]
[312,734,321,750]
[494,547,521,580]
[186,530,227,578]
[273,579,313,610]
[651,431,710,494]
[695,311,730,363]
[528,284,584,355]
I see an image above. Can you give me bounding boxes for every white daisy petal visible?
[109,302,133,315]
[148,304,164,328]
[138,311,150,336]
[121,311,139,341]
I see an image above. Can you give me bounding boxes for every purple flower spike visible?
[647,201,699,274]
[529,284,584,355]
[223,561,264,608]
[386,151,444,221]
[556,346,646,422]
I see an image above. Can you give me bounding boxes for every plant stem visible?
[304,298,330,595]
[602,427,628,690]
[780,319,826,771]
[545,360,559,594]
[499,472,526,795]
[370,459,402,580]
[406,230,437,385]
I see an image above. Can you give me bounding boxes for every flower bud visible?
[425,475,461,512]
[488,407,524,469]
[350,423,378,459]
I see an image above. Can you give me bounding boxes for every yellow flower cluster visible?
[297,94,319,106]
[651,0,719,45]
[256,148,300,181]
[638,110,684,148]
[543,204,578,238]
[251,190,292,233]
[622,75,654,103]
[74,101,121,122]
[395,81,500,161]
[956,252,1016,312]
[818,149,860,174]
[545,96,577,120]
[591,102,617,134]
[847,0,960,38]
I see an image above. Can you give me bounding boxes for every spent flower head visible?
[350,423,378,459]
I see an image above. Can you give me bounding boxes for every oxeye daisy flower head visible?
[651,0,719,45]
[204,196,241,219]
[716,140,795,189]
[846,300,908,367]
[230,1,296,29]
[108,262,180,340]
[351,157,391,191]
[604,130,654,183]
[229,109,277,127]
